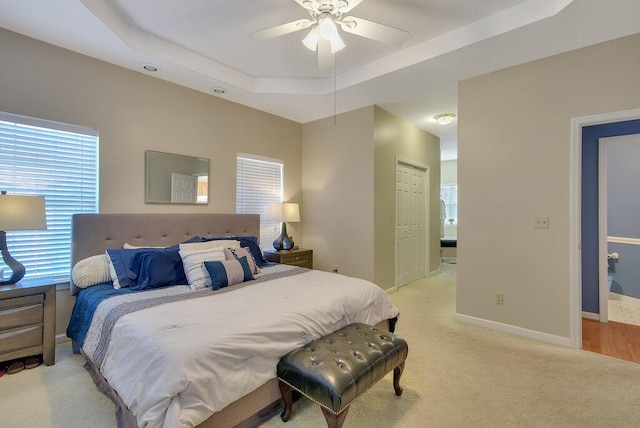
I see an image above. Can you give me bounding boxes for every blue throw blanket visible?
[66,283,136,347]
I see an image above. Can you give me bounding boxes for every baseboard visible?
[581,311,600,321]
[427,268,441,277]
[56,334,71,345]
[454,313,572,348]
[385,286,397,295]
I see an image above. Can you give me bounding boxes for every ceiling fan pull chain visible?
[333,55,337,126]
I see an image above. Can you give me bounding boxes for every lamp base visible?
[0,231,26,285]
[273,222,295,251]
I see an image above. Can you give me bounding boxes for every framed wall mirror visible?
[145,150,209,204]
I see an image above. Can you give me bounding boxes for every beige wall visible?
[441,160,457,185]
[302,107,375,280]
[373,107,441,290]
[0,28,302,336]
[458,33,640,339]
[302,106,441,290]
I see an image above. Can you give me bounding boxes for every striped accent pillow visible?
[204,257,254,291]
[224,247,260,275]
[179,247,226,290]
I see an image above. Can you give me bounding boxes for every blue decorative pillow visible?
[129,249,188,290]
[204,256,254,291]
[204,236,268,267]
[106,236,202,288]
[106,248,149,288]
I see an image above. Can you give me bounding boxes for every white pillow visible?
[105,251,121,289]
[72,254,112,289]
[179,240,241,252]
[179,247,226,290]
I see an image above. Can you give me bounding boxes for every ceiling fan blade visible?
[339,16,408,45]
[317,38,335,69]
[250,19,313,39]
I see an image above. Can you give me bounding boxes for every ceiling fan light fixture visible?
[330,32,346,53]
[435,113,456,126]
[318,13,345,53]
[302,27,320,51]
[319,14,338,40]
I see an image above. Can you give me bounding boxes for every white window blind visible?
[441,184,458,225]
[236,153,283,249]
[0,112,99,283]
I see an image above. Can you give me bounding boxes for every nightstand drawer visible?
[0,303,43,330]
[0,294,44,310]
[0,325,43,354]
[265,248,313,269]
[281,254,311,268]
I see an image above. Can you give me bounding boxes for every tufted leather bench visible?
[277,323,408,428]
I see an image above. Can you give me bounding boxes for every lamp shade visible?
[0,194,47,231]
[267,202,300,222]
[282,203,300,222]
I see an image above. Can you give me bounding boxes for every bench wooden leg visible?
[321,406,349,428]
[279,380,293,422]
[393,361,405,396]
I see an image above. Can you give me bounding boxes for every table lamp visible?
[0,192,47,285]
[268,202,300,251]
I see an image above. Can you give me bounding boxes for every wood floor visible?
[582,318,640,363]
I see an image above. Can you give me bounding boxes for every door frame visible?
[597,137,609,323]
[570,108,640,348]
[395,156,430,289]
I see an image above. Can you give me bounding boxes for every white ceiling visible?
[2,0,640,161]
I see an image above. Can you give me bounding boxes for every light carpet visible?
[2,266,640,427]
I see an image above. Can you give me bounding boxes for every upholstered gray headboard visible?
[70,213,260,295]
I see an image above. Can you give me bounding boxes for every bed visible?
[66,213,400,428]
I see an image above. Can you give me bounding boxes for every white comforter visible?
[90,266,399,428]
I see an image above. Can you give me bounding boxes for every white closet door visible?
[411,167,426,282]
[396,164,411,287]
[396,162,428,287]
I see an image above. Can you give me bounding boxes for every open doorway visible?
[570,108,640,349]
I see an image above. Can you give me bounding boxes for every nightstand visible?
[264,248,313,269]
[0,279,56,366]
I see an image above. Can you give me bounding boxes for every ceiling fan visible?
[251,0,408,69]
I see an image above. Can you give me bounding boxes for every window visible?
[0,112,99,283]
[236,153,283,249]
[441,184,458,225]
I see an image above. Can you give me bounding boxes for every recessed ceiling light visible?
[142,64,158,72]
[211,87,227,94]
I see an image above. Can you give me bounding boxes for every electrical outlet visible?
[534,216,550,229]
[495,292,504,305]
